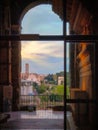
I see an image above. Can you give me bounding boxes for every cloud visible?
[21,41,64,73]
[21,4,70,74]
[21,41,64,60]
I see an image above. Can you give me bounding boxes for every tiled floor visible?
[0,110,64,130]
[9,110,64,120]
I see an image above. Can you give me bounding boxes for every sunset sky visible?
[21,4,69,74]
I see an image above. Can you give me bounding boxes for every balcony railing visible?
[19,94,64,110]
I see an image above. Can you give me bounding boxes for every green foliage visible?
[33,82,39,93]
[40,95,49,102]
[50,84,70,98]
[33,82,38,88]
[49,94,63,102]
[56,71,64,77]
[37,84,46,94]
[51,85,64,95]
[33,71,70,97]
[66,72,70,86]
[45,74,54,81]
[53,74,57,81]
[44,71,65,85]
[44,74,57,84]
[66,86,70,98]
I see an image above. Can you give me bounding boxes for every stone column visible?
[11,25,21,111]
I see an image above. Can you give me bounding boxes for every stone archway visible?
[10,0,63,111]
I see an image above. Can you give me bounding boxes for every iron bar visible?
[0,34,98,42]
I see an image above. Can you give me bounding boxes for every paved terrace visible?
[0,110,64,129]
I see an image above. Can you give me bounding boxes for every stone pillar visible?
[0,3,12,112]
[76,25,95,125]
[69,42,79,88]
[75,25,92,93]
[0,0,3,35]
[11,25,21,111]
[69,30,79,88]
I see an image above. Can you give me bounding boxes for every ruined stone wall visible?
[0,0,13,112]
[69,0,96,125]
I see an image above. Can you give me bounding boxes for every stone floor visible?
[0,110,64,130]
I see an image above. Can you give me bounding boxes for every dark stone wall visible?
[11,25,21,111]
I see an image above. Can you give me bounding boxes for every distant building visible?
[25,63,29,74]
[21,79,34,95]
[58,76,64,85]
[20,63,46,95]
[21,63,46,85]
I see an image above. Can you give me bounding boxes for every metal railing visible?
[19,94,64,110]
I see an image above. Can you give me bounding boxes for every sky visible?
[21,4,69,74]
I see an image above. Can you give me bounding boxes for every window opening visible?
[21,4,63,35]
[20,4,64,129]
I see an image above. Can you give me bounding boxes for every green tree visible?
[38,84,46,94]
[51,85,64,95]
[33,82,39,92]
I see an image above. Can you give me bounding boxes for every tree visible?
[33,82,39,92]
[44,74,57,84]
[51,85,64,95]
[37,83,46,94]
